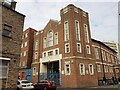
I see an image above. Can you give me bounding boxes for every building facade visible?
[31,4,119,88]
[103,41,120,64]
[19,28,37,81]
[0,0,25,88]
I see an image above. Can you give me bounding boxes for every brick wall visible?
[1,4,25,88]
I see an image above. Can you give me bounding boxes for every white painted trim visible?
[62,56,94,60]
[75,20,80,41]
[65,43,70,53]
[79,63,85,75]
[0,57,10,61]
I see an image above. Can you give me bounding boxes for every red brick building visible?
[19,28,37,80]
[31,4,119,88]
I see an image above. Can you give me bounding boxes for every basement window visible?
[2,24,12,37]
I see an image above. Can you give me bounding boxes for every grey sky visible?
[15,0,119,42]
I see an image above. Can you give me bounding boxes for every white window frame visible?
[34,52,38,59]
[64,21,69,41]
[25,33,28,38]
[107,53,111,62]
[64,61,71,75]
[21,53,22,57]
[101,50,106,61]
[24,51,26,56]
[86,45,91,54]
[109,66,113,73]
[47,31,53,47]
[89,64,94,75]
[75,20,80,41]
[33,67,36,76]
[111,55,114,63]
[97,64,101,72]
[48,51,53,56]
[54,32,58,45]
[35,40,38,50]
[84,24,89,43]
[94,47,99,59]
[79,63,85,75]
[0,60,9,79]
[65,43,70,53]
[25,42,27,47]
[22,61,26,67]
[43,37,47,48]
[77,43,82,53]
[21,43,23,48]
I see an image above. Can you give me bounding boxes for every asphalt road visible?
[57,88,118,90]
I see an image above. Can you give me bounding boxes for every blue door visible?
[26,69,31,81]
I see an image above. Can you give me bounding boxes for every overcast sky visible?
[15,0,119,43]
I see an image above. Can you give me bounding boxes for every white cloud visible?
[16,1,118,42]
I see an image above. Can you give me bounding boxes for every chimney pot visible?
[11,0,17,10]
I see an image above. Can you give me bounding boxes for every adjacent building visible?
[103,41,120,64]
[30,4,119,88]
[0,0,25,88]
[19,28,37,81]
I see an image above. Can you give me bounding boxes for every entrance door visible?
[47,61,60,85]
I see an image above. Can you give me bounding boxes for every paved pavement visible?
[57,84,120,90]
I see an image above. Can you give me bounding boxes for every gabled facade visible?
[31,4,119,88]
[0,0,25,88]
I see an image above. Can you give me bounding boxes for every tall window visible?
[75,20,80,41]
[107,53,111,62]
[22,61,26,67]
[25,33,28,38]
[97,64,101,72]
[84,24,89,43]
[43,38,47,48]
[101,50,106,61]
[77,43,81,53]
[89,64,94,75]
[94,47,99,59]
[24,51,26,56]
[109,67,113,73]
[86,45,91,54]
[64,61,71,75]
[48,31,53,47]
[65,43,70,53]
[111,55,114,63]
[64,21,69,41]
[25,42,27,47]
[35,40,38,50]
[0,61,9,79]
[54,32,58,45]
[79,63,85,75]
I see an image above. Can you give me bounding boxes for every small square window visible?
[2,24,12,37]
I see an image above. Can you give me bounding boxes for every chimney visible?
[11,0,17,10]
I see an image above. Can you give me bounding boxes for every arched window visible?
[79,63,85,75]
[48,31,53,47]
[89,64,94,75]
